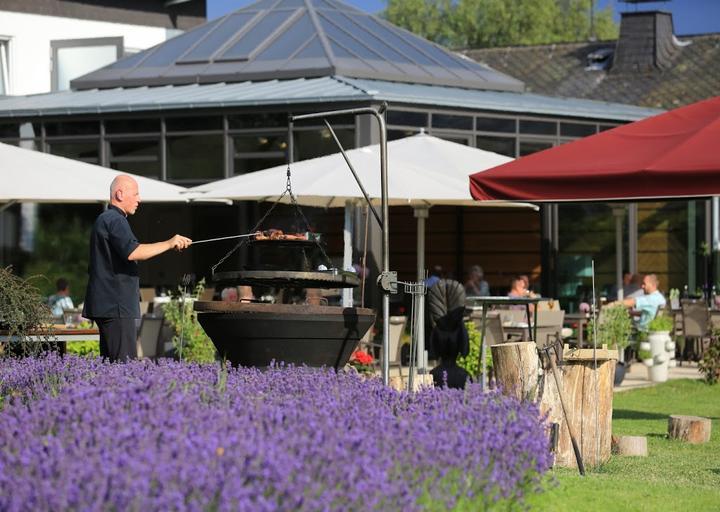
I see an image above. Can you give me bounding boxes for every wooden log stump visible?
[668,415,712,444]
[612,435,648,456]
[554,346,617,469]
[491,342,541,401]
[491,342,564,463]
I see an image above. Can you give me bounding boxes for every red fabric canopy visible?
[469,96,720,202]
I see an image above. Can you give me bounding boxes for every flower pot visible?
[614,360,627,386]
[648,362,668,382]
[642,358,654,366]
[639,341,651,352]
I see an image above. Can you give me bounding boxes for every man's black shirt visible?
[83,205,141,319]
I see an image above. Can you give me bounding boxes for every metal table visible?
[466,296,541,390]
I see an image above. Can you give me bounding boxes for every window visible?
[232,133,287,175]
[0,39,9,95]
[167,134,224,181]
[108,139,161,179]
[476,135,516,157]
[51,37,123,91]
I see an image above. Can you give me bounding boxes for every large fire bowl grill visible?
[195,302,375,368]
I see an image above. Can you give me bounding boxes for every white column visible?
[342,200,354,308]
[414,206,430,372]
[612,206,626,301]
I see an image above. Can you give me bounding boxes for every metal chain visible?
[211,164,333,274]
[284,165,333,268]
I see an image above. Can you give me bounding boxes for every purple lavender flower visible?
[0,354,551,511]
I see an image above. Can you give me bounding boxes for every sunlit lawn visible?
[527,380,720,511]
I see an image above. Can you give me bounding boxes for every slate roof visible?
[463,32,720,110]
[71,0,523,93]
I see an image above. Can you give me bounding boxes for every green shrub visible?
[0,266,56,357]
[163,279,216,363]
[698,340,720,385]
[66,340,100,357]
[456,321,492,379]
[647,314,674,332]
[589,304,632,349]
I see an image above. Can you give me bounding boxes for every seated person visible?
[425,265,444,289]
[625,273,644,300]
[508,276,530,299]
[47,277,74,317]
[464,265,490,297]
[614,273,666,332]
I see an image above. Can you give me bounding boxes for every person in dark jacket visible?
[83,175,191,362]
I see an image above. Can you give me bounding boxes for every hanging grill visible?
[194,162,374,369]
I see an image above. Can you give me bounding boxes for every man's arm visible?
[128,234,192,261]
[607,297,637,308]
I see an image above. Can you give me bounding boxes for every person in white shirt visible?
[48,277,74,317]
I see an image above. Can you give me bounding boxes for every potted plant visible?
[669,288,680,310]
[645,315,675,382]
[589,304,633,386]
[638,348,654,367]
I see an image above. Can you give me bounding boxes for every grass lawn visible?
[527,379,720,511]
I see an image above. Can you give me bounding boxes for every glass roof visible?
[71,0,524,93]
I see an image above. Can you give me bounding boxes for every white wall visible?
[0,11,177,95]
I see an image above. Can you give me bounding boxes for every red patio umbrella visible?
[469,96,720,202]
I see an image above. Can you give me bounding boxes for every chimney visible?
[612,11,680,73]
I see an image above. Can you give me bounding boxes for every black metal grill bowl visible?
[195,301,374,368]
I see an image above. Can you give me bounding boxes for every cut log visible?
[491,342,541,401]
[668,415,712,444]
[491,341,565,466]
[554,346,617,469]
[612,435,648,456]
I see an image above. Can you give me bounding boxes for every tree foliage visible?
[384,0,618,48]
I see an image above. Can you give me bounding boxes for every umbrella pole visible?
[414,206,430,372]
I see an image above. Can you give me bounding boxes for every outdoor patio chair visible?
[681,302,712,362]
[534,310,565,349]
[469,311,506,346]
[136,315,164,360]
[139,287,156,302]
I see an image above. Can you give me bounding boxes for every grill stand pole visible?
[292,104,392,385]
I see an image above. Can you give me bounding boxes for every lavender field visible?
[0,355,551,511]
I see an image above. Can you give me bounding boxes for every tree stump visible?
[612,435,648,456]
[554,346,617,469]
[491,342,564,463]
[491,342,541,401]
[668,415,712,444]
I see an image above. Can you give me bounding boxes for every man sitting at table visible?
[612,273,666,331]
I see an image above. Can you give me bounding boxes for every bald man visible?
[611,273,666,332]
[83,175,192,362]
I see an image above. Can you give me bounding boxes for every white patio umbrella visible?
[189,133,519,208]
[0,142,188,203]
[188,133,535,285]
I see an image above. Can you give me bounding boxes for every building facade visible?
[0,0,661,304]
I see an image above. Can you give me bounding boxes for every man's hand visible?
[169,234,192,251]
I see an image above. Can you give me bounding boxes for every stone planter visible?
[647,331,671,382]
